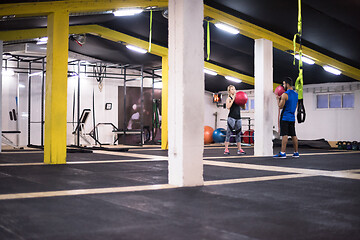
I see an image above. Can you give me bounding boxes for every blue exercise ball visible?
[212,128,226,143]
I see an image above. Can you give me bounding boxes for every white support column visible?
[0,41,2,152]
[168,0,204,186]
[254,39,273,156]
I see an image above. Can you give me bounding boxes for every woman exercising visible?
[224,85,246,155]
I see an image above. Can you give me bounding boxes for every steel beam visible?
[0,0,168,17]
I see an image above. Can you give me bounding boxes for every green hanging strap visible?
[207,21,210,61]
[293,0,306,123]
[148,10,153,52]
[293,0,303,94]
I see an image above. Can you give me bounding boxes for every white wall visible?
[296,82,360,141]
[3,58,360,147]
[65,66,154,146]
[2,60,154,147]
[204,82,360,142]
[204,92,217,128]
[66,73,120,145]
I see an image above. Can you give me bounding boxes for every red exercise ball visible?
[242,130,254,144]
[274,85,285,96]
[204,126,214,144]
[234,91,248,106]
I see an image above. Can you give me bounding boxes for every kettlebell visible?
[346,141,352,150]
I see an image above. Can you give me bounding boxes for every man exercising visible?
[274,77,299,158]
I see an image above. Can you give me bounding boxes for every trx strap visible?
[148,10,153,52]
[293,0,306,123]
[152,99,160,140]
[92,81,98,144]
[72,88,76,131]
[152,100,160,129]
[207,21,210,61]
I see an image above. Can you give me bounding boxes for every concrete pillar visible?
[0,41,2,152]
[254,39,273,156]
[161,56,168,150]
[168,0,204,186]
[44,10,69,164]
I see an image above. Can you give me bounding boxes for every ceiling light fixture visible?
[295,55,315,65]
[225,76,242,83]
[214,23,239,35]
[204,68,217,76]
[29,71,42,77]
[323,65,341,75]
[113,8,143,17]
[36,37,48,45]
[126,45,147,54]
[80,60,91,65]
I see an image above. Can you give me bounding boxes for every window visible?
[317,95,328,108]
[245,100,249,110]
[243,98,254,111]
[343,93,354,108]
[316,93,355,109]
[329,94,342,108]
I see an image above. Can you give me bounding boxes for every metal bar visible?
[151,69,155,141]
[16,59,20,147]
[40,58,45,147]
[77,60,81,146]
[140,65,144,146]
[123,67,127,144]
[84,75,125,80]
[27,62,31,146]
[0,1,169,17]
[0,66,44,71]
[5,56,45,63]
[0,42,2,152]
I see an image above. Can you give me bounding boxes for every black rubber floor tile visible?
[204,165,291,181]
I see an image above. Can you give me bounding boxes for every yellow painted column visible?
[161,56,168,150]
[44,10,69,164]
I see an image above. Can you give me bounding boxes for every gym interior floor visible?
[0,145,359,240]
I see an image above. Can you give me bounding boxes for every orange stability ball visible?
[204,126,214,144]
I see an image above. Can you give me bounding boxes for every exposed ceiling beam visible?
[0,25,261,88]
[70,25,168,57]
[1,1,358,81]
[0,28,47,42]
[204,5,360,81]
[0,0,168,17]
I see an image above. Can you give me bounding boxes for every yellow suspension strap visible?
[293,0,306,123]
[206,20,210,61]
[148,9,153,52]
[204,17,213,61]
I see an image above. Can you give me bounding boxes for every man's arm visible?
[278,93,288,109]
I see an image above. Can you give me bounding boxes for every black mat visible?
[0,149,359,239]
[0,176,359,239]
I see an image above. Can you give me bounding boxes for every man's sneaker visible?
[224,150,230,155]
[273,152,286,158]
[292,152,300,158]
[237,149,246,155]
